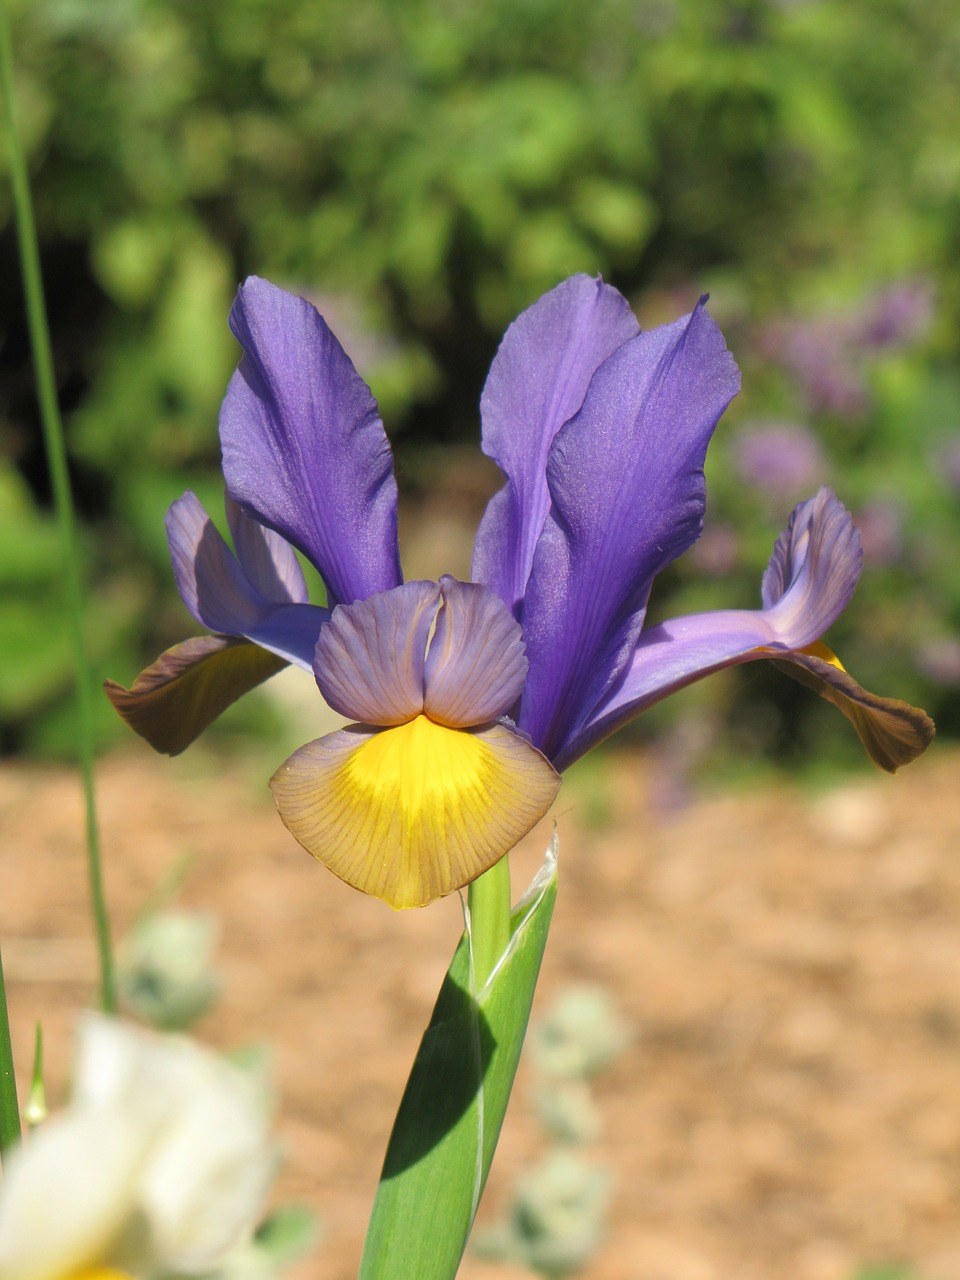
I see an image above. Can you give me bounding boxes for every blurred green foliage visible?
[1,0,958,765]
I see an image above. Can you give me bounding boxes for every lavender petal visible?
[422,577,528,727]
[166,492,327,669]
[313,581,441,726]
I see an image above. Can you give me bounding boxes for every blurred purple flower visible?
[760,278,935,421]
[107,276,934,907]
[687,523,740,577]
[939,437,960,493]
[857,280,934,350]
[915,637,960,687]
[856,500,904,567]
[733,422,825,499]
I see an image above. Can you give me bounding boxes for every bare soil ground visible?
[2,743,959,1280]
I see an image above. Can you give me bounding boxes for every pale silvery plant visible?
[117,910,221,1033]
[0,1017,277,1280]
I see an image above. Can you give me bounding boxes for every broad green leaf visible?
[358,837,558,1280]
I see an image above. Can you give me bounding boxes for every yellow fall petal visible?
[772,640,934,772]
[271,715,561,909]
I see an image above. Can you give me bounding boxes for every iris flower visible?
[107,275,933,908]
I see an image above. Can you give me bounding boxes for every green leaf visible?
[358,837,558,1280]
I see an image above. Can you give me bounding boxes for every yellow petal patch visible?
[105,636,286,756]
[65,1270,135,1280]
[772,640,935,772]
[271,715,561,909]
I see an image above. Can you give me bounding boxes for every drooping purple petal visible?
[555,490,932,772]
[166,492,327,669]
[104,636,287,756]
[422,577,528,727]
[472,275,640,614]
[313,581,440,726]
[771,644,934,772]
[519,300,741,759]
[221,277,402,607]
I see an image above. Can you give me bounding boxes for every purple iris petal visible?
[423,577,527,726]
[313,581,441,726]
[221,277,402,607]
[225,494,308,603]
[166,492,327,670]
[760,487,862,623]
[472,275,640,614]
[555,489,861,769]
[518,299,741,759]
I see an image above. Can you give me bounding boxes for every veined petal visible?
[557,490,933,771]
[772,642,935,772]
[313,581,441,725]
[221,277,402,607]
[472,275,639,613]
[423,577,528,727]
[270,716,560,909]
[104,637,286,756]
[761,487,862,632]
[519,300,741,759]
[166,492,326,669]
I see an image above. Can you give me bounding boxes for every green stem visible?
[0,943,21,1159]
[467,857,512,990]
[0,3,116,1013]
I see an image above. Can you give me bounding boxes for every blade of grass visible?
[0,943,21,1159]
[0,1,116,1012]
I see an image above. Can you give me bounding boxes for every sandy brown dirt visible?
[2,743,959,1280]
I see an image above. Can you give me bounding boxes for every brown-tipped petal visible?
[105,636,286,756]
[773,641,935,772]
[270,715,561,910]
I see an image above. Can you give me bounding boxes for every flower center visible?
[344,714,496,826]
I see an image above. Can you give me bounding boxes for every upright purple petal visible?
[472,275,640,613]
[167,492,266,636]
[221,277,402,607]
[313,581,440,726]
[519,300,741,758]
[761,487,862,626]
[423,577,528,727]
[166,492,327,670]
[225,494,308,604]
[556,490,932,772]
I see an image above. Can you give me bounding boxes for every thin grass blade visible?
[0,0,115,1011]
